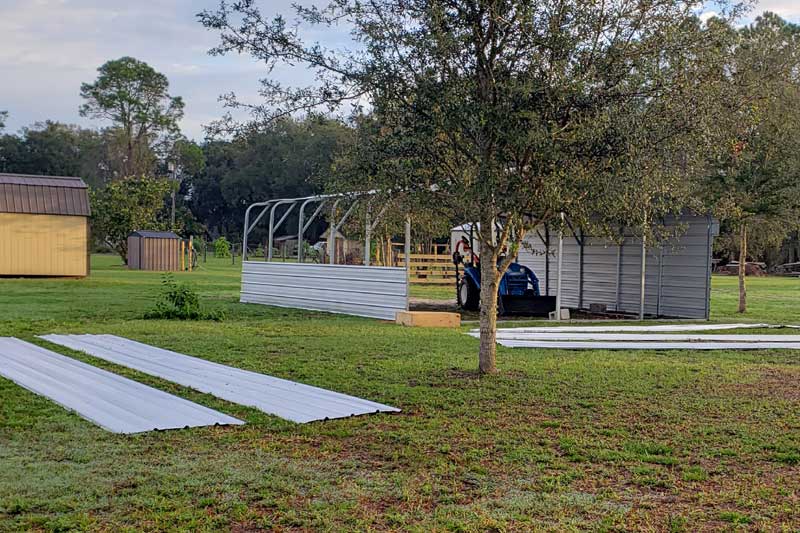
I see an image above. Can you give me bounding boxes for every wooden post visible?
[188,236,193,272]
[180,240,185,271]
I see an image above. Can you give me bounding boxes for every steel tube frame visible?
[267,200,297,261]
[297,198,327,263]
[243,200,278,261]
[554,212,565,320]
[639,232,647,320]
[243,190,400,269]
[328,199,360,264]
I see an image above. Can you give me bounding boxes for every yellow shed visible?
[0,173,90,277]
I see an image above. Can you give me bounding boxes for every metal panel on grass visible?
[488,340,800,350]
[40,334,401,424]
[0,338,244,434]
[240,261,408,320]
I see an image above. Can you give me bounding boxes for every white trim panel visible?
[240,261,408,320]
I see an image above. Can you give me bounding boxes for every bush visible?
[144,274,224,320]
[213,236,231,258]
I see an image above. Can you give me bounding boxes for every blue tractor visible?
[453,236,556,316]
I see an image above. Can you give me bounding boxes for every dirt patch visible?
[731,366,800,402]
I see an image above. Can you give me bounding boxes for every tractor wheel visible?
[457,276,480,311]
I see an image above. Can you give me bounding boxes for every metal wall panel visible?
[240,261,408,320]
[453,213,716,319]
[0,337,243,433]
[127,235,181,271]
[42,334,401,423]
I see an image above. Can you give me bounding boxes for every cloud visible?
[755,0,800,19]
[698,10,718,24]
[0,0,337,139]
[0,0,796,140]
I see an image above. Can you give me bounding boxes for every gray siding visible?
[453,214,715,319]
[241,261,408,320]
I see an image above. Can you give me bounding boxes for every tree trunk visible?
[478,238,499,374]
[738,223,747,314]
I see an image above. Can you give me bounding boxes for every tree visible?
[90,176,173,262]
[704,13,800,313]
[186,117,351,239]
[0,121,112,185]
[0,111,7,132]
[80,57,184,178]
[201,0,738,373]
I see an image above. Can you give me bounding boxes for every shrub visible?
[213,236,231,258]
[144,274,224,320]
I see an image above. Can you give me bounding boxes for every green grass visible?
[1,256,799,531]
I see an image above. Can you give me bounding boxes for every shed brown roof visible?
[0,173,90,216]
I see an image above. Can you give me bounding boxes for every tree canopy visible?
[90,176,174,262]
[702,13,800,312]
[200,0,743,372]
[80,57,184,178]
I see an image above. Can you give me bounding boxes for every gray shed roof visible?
[129,230,180,239]
[0,173,90,216]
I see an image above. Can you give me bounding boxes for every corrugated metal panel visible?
[488,340,800,350]
[40,334,401,424]
[0,174,90,217]
[127,235,140,269]
[451,213,715,319]
[0,337,244,434]
[489,332,800,341]
[127,234,181,271]
[491,323,772,333]
[0,174,87,188]
[240,261,408,320]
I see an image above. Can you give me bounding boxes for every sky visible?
[1,0,798,141]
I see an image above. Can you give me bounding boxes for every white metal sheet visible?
[483,332,800,342]
[488,340,800,350]
[0,338,244,434]
[240,261,408,320]
[483,323,773,333]
[41,334,400,423]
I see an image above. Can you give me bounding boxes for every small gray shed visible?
[452,213,719,319]
[127,230,182,271]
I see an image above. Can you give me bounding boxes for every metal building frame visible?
[241,192,412,320]
[243,192,410,268]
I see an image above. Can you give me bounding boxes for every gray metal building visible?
[452,213,719,319]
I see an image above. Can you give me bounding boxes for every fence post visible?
[364,203,371,266]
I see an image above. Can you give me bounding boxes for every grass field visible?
[1,255,799,531]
